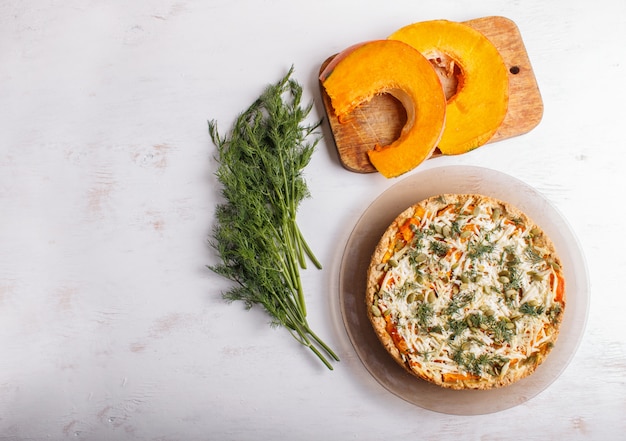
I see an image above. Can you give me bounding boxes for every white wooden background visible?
[1,0,624,440]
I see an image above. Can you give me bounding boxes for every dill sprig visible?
[429,240,450,258]
[208,67,339,370]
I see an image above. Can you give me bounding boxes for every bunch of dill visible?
[208,67,339,370]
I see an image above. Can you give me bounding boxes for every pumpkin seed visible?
[492,207,501,222]
[442,225,452,238]
[499,360,510,377]
[370,304,382,317]
[505,289,518,298]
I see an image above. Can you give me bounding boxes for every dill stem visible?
[275,246,298,297]
[306,341,335,371]
[295,223,322,270]
[274,293,335,369]
[282,220,307,316]
[290,319,336,370]
[273,283,338,366]
[291,219,307,270]
[304,324,340,363]
[278,145,307,272]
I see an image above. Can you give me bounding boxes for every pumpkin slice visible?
[389,20,509,155]
[320,40,446,178]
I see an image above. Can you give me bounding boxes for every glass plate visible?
[339,165,589,415]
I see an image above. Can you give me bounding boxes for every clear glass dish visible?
[339,165,589,415]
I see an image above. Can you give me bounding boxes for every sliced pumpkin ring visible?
[320,39,446,178]
[389,19,509,155]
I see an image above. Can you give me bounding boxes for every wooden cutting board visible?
[319,16,544,174]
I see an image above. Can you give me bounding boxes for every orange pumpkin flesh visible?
[389,20,509,155]
[320,40,446,178]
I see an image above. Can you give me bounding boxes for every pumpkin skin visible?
[389,20,509,155]
[320,40,446,178]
